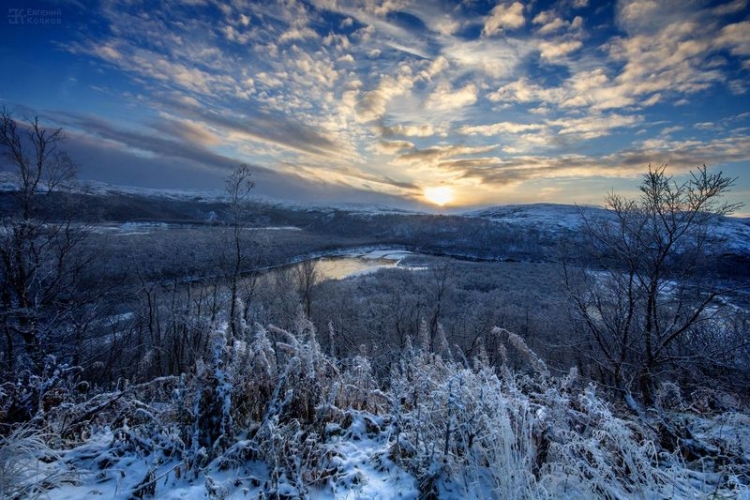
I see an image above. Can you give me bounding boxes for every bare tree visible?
[224,164,254,339]
[426,262,455,347]
[566,165,741,407]
[294,258,318,319]
[0,108,88,374]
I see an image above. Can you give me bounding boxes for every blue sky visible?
[1,0,749,210]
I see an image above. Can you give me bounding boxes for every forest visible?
[2,110,750,498]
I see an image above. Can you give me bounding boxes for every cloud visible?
[421,55,449,80]
[488,78,566,106]
[608,1,746,102]
[279,27,319,43]
[715,21,750,56]
[453,134,750,188]
[712,0,748,16]
[356,71,415,122]
[392,144,497,169]
[29,0,747,209]
[170,103,346,159]
[546,113,641,140]
[457,112,639,146]
[480,0,748,127]
[659,125,683,136]
[53,113,236,171]
[458,121,545,136]
[375,140,415,153]
[379,123,441,137]
[532,11,573,34]
[150,116,223,147]
[482,2,526,36]
[50,113,423,207]
[441,37,531,79]
[425,82,478,112]
[539,40,582,60]
[490,0,743,115]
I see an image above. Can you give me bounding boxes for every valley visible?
[1,178,750,499]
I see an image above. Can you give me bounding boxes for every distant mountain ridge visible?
[1,171,748,257]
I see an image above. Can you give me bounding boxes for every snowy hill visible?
[466,202,750,253]
[0,171,424,218]
[463,203,601,231]
[2,171,749,262]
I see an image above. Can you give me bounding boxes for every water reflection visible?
[315,257,398,280]
[307,250,412,280]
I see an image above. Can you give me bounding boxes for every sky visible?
[0,0,749,211]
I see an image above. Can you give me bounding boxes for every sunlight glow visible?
[424,186,455,206]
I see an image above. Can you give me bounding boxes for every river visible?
[303,249,414,280]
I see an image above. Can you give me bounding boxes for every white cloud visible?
[380,123,440,137]
[58,0,750,207]
[532,10,554,25]
[488,78,565,104]
[256,72,285,88]
[712,0,747,16]
[715,21,750,56]
[539,40,582,60]
[96,44,122,61]
[459,121,545,136]
[532,11,571,34]
[693,122,716,130]
[423,55,449,80]
[728,79,748,95]
[482,2,525,36]
[547,113,641,139]
[426,82,478,112]
[340,17,354,28]
[660,125,683,136]
[393,144,497,168]
[616,0,663,33]
[538,17,568,34]
[356,71,415,122]
[279,27,319,43]
[375,140,414,153]
[442,37,531,79]
[222,25,252,44]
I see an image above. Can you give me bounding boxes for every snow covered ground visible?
[45,413,420,500]
[466,203,750,253]
[12,373,749,500]
[464,203,599,231]
[88,223,303,236]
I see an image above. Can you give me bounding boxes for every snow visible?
[465,203,750,254]
[88,222,302,236]
[11,358,750,500]
[711,216,750,252]
[45,412,420,500]
[356,250,412,260]
[1,172,421,216]
[309,416,420,499]
[464,203,601,231]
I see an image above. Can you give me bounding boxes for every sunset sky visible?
[1,0,749,210]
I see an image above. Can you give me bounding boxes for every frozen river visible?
[304,249,414,280]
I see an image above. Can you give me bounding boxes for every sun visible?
[424,186,455,207]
